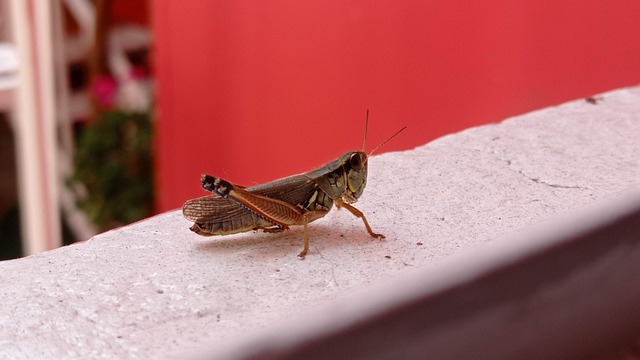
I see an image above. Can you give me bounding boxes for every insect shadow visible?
[192,223,373,258]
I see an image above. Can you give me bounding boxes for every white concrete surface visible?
[200,186,640,360]
[1,86,639,359]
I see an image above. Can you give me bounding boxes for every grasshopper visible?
[182,111,405,259]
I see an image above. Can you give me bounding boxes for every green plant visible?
[72,111,153,231]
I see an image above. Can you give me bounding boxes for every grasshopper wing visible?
[184,174,332,236]
[183,194,249,223]
[182,194,276,235]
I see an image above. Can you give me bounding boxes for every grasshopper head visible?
[342,110,407,203]
[342,110,406,203]
[343,150,368,203]
[311,111,404,203]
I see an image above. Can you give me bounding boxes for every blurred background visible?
[1,0,639,260]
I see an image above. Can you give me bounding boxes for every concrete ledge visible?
[1,86,639,359]
[201,186,640,360]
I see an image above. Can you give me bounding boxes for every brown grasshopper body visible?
[183,114,405,258]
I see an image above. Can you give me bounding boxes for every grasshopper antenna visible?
[361,109,406,158]
[368,125,407,157]
[362,109,370,152]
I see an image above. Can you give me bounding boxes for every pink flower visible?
[91,75,118,108]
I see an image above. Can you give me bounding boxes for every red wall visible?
[152,1,640,211]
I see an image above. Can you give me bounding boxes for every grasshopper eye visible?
[350,153,363,172]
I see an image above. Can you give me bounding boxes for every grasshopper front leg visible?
[334,198,385,239]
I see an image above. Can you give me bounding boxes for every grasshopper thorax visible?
[305,150,368,203]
